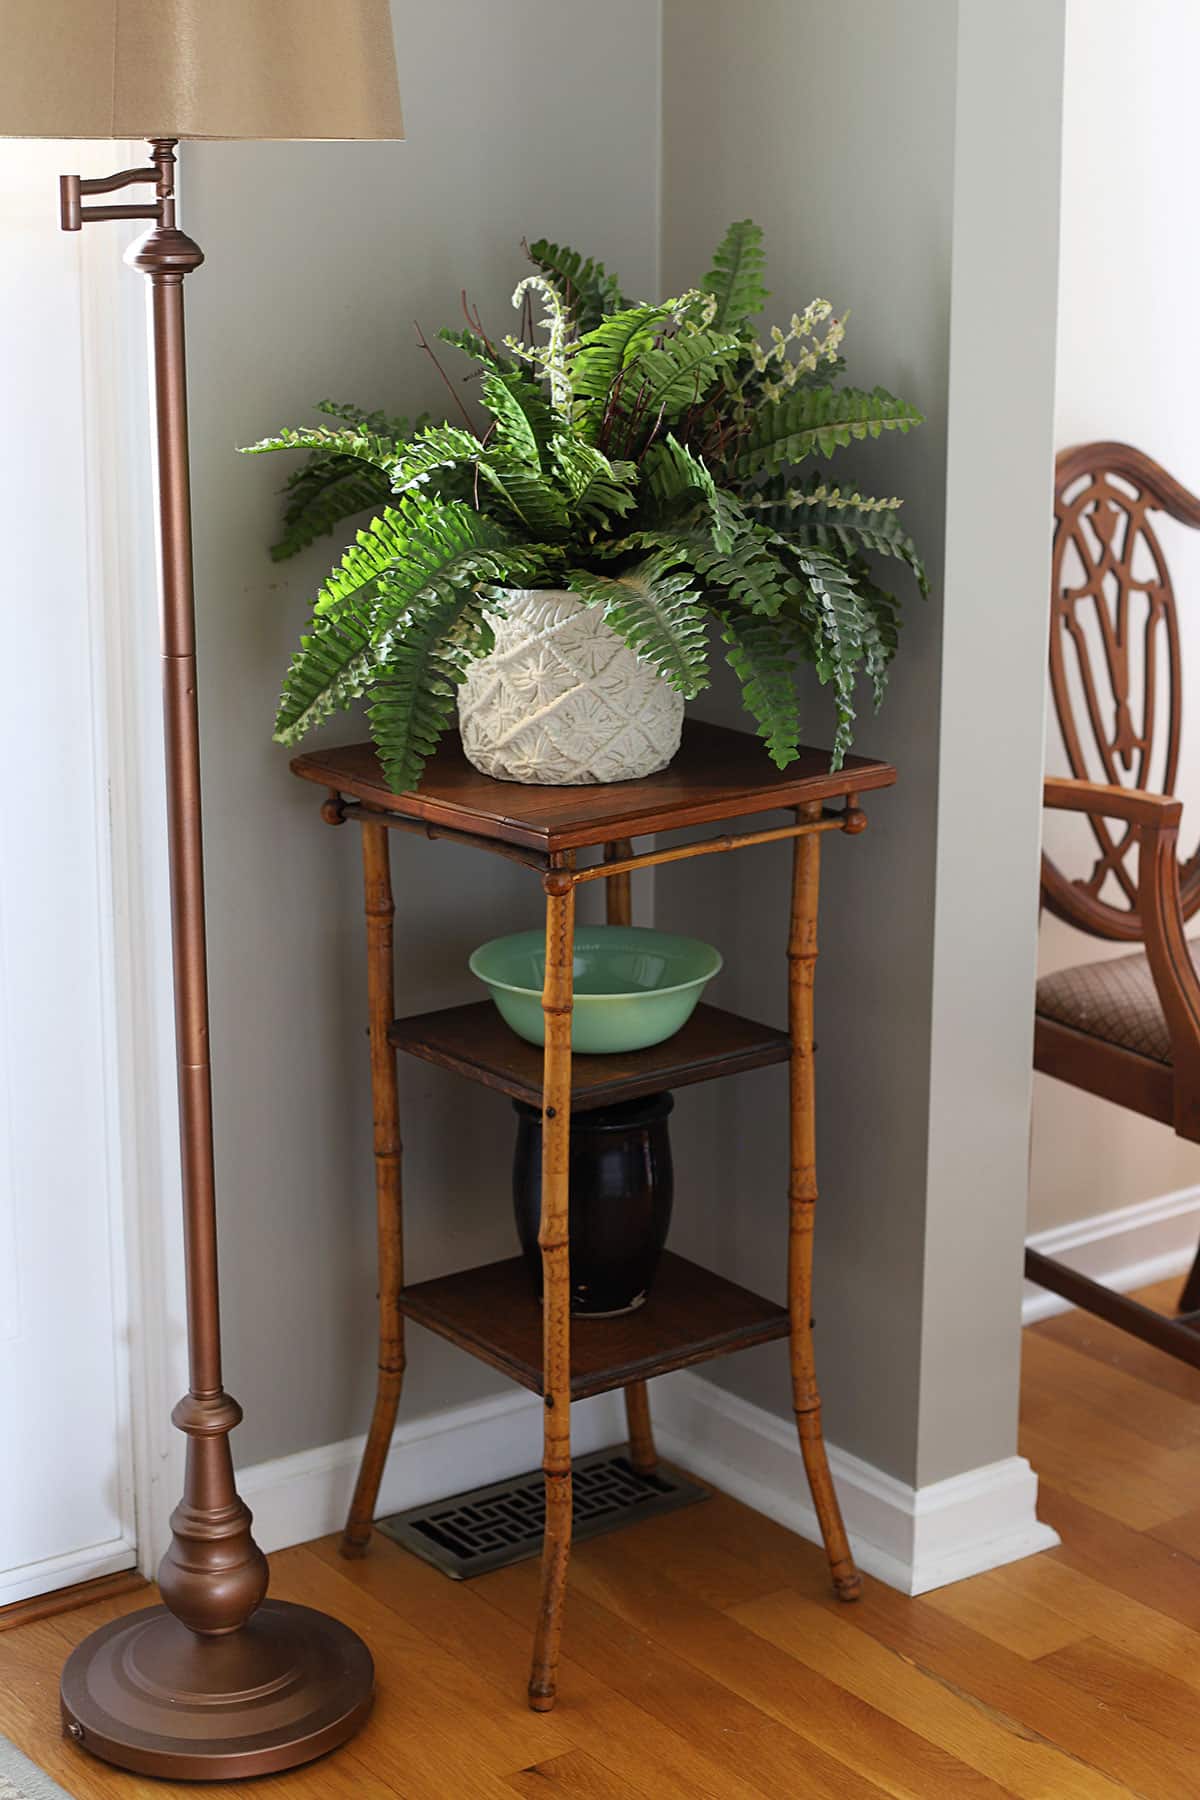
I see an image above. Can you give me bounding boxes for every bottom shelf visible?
[397,1251,790,1401]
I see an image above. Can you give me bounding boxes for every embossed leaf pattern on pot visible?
[458,589,684,785]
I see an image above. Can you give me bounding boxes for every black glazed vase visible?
[512,1091,674,1316]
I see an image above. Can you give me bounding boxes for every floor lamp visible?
[1,2,403,1781]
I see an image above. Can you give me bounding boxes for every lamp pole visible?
[56,141,375,1784]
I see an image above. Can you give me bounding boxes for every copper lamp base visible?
[60,1600,374,1781]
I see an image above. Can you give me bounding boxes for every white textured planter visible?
[457,589,684,786]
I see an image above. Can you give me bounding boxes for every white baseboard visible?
[237,1367,1056,1598]
[1023,1184,1200,1324]
[0,1536,137,1610]
[652,1372,1058,1596]
[237,1386,627,1556]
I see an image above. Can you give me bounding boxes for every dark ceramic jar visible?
[512,1091,674,1316]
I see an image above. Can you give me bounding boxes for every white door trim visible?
[78,153,186,1582]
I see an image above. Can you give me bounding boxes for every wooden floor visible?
[4,1281,1200,1798]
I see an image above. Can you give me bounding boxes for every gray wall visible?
[659,0,1063,1488]
[183,0,662,1468]
[178,0,1063,1493]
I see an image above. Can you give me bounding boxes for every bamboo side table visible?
[293,719,896,1711]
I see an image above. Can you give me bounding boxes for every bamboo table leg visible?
[341,821,406,1557]
[529,867,576,1711]
[789,807,861,1601]
[604,837,658,1477]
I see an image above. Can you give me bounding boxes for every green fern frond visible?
[600,510,788,618]
[367,597,491,796]
[365,522,551,791]
[478,370,554,469]
[389,424,483,494]
[551,437,637,529]
[851,562,902,706]
[525,238,627,334]
[241,424,404,472]
[715,607,801,768]
[273,507,416,742]
[313,400,417,437]
[477,449,571,541]
[568,305,683,406]
[617,329,742,435]
[439,325,521,369]
[565,553,710,697]
[641,437,748,549]
[785,545,871,767]
[702,220,770,333]
[684,528,798,619]
[732,385,924,479]
[641,435,716,506]
[269,460,396,563]
[247,404,425,562]
[275,502,542,752]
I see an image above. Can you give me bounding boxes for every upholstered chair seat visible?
[1037,943,1200,1066]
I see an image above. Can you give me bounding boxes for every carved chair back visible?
[1043,442,1200,941]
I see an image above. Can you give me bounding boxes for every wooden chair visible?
[1027,442,1200,1362]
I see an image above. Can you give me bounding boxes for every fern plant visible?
[245,221,926,792]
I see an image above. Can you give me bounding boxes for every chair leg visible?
[529,869,575,1712]
[342,822,406,1558]
[788,811,861,1602]
[1179,1235,1200,1315]
[602,838,659,1479]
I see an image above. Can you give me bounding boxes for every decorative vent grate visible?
[376,1448,708,1580]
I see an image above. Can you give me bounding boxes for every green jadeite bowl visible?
[469,925,723,1054]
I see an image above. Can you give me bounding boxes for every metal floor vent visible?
[376,1448,709,1580]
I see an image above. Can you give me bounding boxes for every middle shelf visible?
[398,1251,791,1400]
[390,1000,791,1110]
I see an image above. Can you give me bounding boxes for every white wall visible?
[1032,0,1200,1235]
[0,143,145,1601]
[180,0,663,1471]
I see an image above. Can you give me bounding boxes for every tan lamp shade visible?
[0,0,404,140]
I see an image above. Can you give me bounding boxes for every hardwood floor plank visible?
[312,1533,766,1800]
[724,1583,1126,1800]
[922,1563,1087,1660]
[1036,1483,1200,1631]
[1019,1395,1196,1530]
[272,1547,572,1791]
[1146,1505,1200,1562]
[1022,1325,1200,1452]
[506,1748,652,1797]
[1038,1636,1200,1754]
[825,1571,1198,1798]
[964,1553,1200,1695]
[483,1558,899,1800]
[1032,1290,1200,1410]
[560,1537,1038,1800]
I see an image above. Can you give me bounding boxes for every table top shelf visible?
[397,1251,790,1400]
[292,718,896,858]
[390,1001,791,1111]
